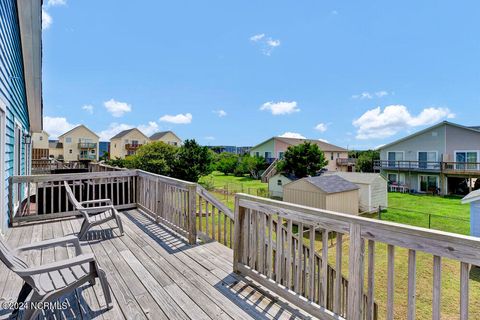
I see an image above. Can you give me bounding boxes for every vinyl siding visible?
[0,0,30,228]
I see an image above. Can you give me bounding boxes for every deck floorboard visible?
[0,209,314,320]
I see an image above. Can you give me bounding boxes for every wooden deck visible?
[0,209,313,320]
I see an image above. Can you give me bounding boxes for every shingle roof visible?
[324,172,386,184]
[110,128,137,140]
[304,175,359,194]
[150,131,181,141]
[48,141,63,148]
[58,125,99,138]
[275,137,347,152]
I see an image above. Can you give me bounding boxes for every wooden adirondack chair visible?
[0,235,113,320]
[64,181,124,240]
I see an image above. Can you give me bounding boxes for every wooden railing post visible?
[188,184,197,245]
[8,177,13,227]
[233,195,245,273]
[348,223,363,320]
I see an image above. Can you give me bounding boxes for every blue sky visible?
[41,0,480,149]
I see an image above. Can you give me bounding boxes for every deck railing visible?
[31,159,87,174]
[233,193,480,320]
[375,159,480,173]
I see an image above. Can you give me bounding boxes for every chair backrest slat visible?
[64,181,82,209]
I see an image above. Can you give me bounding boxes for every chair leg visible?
[22,292,43,320]
[97,268,113,309]
[11,282,32,317]
[78,219,90,240]
[115,214,124,236]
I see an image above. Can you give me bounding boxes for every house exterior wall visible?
[151,132,181,146]
[325,151,349,172]
[445,125,480,162]
[380,125,446,162]
[0,0,31,231]
[267,174,292,199]
[32,131,49,149]
[325,189,359,215]
[250,138,275,158]
[59,126,99,161]
[274,139,290,158]
[110,129,149,159]
[49,147,63,160]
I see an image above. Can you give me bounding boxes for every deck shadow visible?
[214,274,313,320]
[121,209,196,254]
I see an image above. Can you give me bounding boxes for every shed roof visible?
[325,172,386,184]
[300,175,359,194]
[462,189,480,204]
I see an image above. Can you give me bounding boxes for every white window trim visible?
[417,151,438,169]
[387,151,405,167]
[418,175,439,192]
[454,150,480,170]
[387,173,405,184]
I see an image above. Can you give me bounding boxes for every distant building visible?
[376,121,480,195]
[250,136,351,172]
[150,131,182,146]
[110,128,149,159]
[48,140,64,160]
[99,141,110,159]
[55,125,100,161]
[32,131,50,159]
[267,173,296,199]
[237,146,252,155]
[207,145,252,155]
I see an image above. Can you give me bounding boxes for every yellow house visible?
[110,128,149,159]
[48,141,64,160]
[32,131,49,159]
[149,131,182,146]
[57,125,100,161]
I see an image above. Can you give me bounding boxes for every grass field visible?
[378,193,470,235]
[199,171,267,190]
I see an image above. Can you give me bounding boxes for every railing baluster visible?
[366,240,375,320]
[407,249,416,320]
[286,219,293,290]
[460,262,469,320]
[387,244,395,320]
[309,226,315,301]
[334,233,343,314]
[295,222,303,292]
[432,256,441,320]
[276,215,283,283]
[267,214,273,278]
[321,230,329,307]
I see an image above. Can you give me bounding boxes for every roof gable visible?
[110,128,149,140]
[274,137,347,152]
[58,125,99,138]
[150,130,181,141]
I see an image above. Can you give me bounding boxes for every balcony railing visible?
[8,162,480,319]
[375,160,480,174]
[336,158,357,166]
[78,154,97,161]
[78,142,97,149]
[125,143,142,150]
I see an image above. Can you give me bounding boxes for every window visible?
[69,149,73,154]
[337,153,340,158]
[388,173,405,185]
[65,137,72,143]
[418,151,437,169]
[131,140,139,145]
[387,151,404,167]
[331,152,334,160]
[419,175,438,192]
[278,152,284,159]
[39,136,43,141]
[255,152,260,157]
[277,179,282,186]
[265,152,272,159]
[455,151,479,170]
[173,142,177,146]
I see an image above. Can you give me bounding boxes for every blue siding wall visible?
[0,0,30,227]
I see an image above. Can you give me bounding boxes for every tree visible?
[355,150,380,172]
[239,154,267,179]
[125,141,177,175]
[276,142,328,178]
[173,139,213,182]
[215,152,239,175]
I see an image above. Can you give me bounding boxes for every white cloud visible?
[353,105,455,139]
[213,109,227,117]
[81,105,94,114]
[352,91,390,100]
[250,34,265,42]
[104,99,132,117]
[138,121,159,136]
[260,101,299,115]
[98,123,133,141]
[279,132,306,139]
[314,123,328,132]
[47,0,67,6]
[250,33,281,56]
[43,116,76,139]
[42,9,52,30]
[159,113,192,124]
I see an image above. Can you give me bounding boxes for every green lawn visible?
[377,193,470,235]
[199,171,267,191]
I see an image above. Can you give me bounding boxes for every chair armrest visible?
[80,199,113,206]
[14,253,96,276]
[80,205,115,215]
[14,235,82,256]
